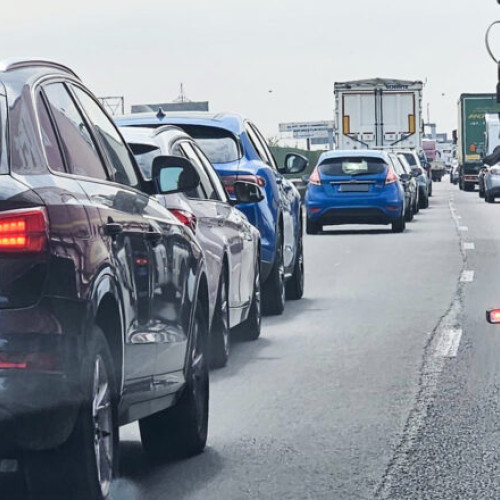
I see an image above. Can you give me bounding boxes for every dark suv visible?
[0,59,209,499]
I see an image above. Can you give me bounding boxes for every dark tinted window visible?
[180,142,217,200]
[245,123,269,164]
[128,143,160,179]
[43,83,107,180]
[319,157,387,176]
[402,152,417,168]
[36,94,65,172]
[72,87,139,187]
[191,143,227,202]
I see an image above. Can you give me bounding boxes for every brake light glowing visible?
[170,209,197,232]
[0,208,48,253]
[487,309,500,324]
[0,352,61,373]
[385,165,398,185]
[309,167,321,186]
[220,175,266,195]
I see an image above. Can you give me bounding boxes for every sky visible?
[0,0,499,137]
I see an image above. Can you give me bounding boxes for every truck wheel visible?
[140,299,209,460]
[392,212,406,233]
[262,227,285,316]
[306,217,321,235]
[25,327,118,500]
[286,231,304,300]
[235,256,261,341]
[209,271,230,369]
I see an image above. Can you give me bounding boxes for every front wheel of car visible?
[479,188,485,199]
[209,271,230,369]
[285,231,304,300]
[25,326,118,500]
[235,256,261,341]
[139,299,209,461]
[464,182,474,192]
[486,191,495,203]
[262,227,285,316]
[392,212,406,233]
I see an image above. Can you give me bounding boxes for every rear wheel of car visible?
[25,326,118,500]
[262,226,285,316]
[209,271,230,369]
[285,231,304,300]
[405,200,414,222]
[139,299,209,461]
[479,187,485,198]
[235,256,261,341]
[486,191,495,203]
[420,192,429,209]
[413,196,419,215]
[306,217,321,235]
[464,182,474,192]
[392,211,406,233]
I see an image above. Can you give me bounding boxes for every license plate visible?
[338,184,370,192]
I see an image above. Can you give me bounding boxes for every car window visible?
[402,153,417,168]
[43,83,108,180]
[179,141,217,201]
[397,155,411,173]
[128,142,161,179]
[191,143,228,202]
[71,86,140,188]
[250,122,278,170]
[319,157,387,176]
[245,123,270,164]
[389,155,405,175]
[36,93,66,173]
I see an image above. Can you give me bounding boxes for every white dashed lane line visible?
[434,327,463,358]
[459,226,469,232]
[460,270,475,283]
[463,242,475,250]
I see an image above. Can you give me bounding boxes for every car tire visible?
[235,256,261,341]
[262,226,285,316]
[479,188,485,199]
[486,191,495,203]
[306,217,321,235]
[429,183,433,196]
[420,193,429,209]
[209,270,230,369]
[139,299,209,461]
[286,230,304,300]
[392,211,406,233]
[405,200,414,222]
[464,182,474,192]
[413,196,419,215]
[24,326,118,500]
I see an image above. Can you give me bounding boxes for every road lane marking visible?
[434,327,463,358]
[458,226,469,231]
[463,242,475,250]
[460,270,475,282]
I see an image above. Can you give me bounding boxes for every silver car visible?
[484,164,500,203]
[121,125,262,368]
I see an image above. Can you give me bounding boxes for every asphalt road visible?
[106,177,500,500]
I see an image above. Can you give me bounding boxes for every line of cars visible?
[0,59,308,499]
[304,149,432,233]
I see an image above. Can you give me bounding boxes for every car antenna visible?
[156,107,166,118]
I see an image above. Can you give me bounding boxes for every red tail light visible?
[0,352,61,373]
[309,167,321,186]
[170,209,197,232]
[487,309,500,324]
[0,208,48,253]
[385,165,398,185]
[220,175,266,195]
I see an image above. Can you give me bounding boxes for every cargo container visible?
[457,94,500,190]
[334,78,424,150]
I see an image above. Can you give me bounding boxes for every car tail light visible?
[220,175,266,195]
[0,352,61,373]
[309,167,321,186]
[385,165,398,185]
[0,208,48,253]
[487,309,500,324]
[170,209,197,232]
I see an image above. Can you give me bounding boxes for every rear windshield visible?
[402,153,417,167]
[178,125,241,164]
[318,157,387,176]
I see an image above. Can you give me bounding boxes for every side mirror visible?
[400,173,411,182]
[231,181,265,204]
[279,153,309,174]
[152,155,200,195]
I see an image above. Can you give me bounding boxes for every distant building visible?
[131,101,209,113]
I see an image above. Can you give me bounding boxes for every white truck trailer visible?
[334,78,424,150]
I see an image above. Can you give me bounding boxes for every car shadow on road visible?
[117,442,224,500]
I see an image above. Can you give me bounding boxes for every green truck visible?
[457,94,500,191]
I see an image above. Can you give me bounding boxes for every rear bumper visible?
[308,207,401,226]
[463,175,478,184]
[0,299,87,453]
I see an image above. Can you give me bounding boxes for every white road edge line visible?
[458,226,469,232]
[434,327,463,358]
[460,270,475,282]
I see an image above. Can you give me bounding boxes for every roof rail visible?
[0,58,80,79]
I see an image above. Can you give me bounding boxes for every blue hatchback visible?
[305,150,406,234]
[116,111,308,315]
